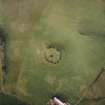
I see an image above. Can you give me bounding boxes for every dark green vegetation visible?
[0,0,105,105]
[0,93,29,105]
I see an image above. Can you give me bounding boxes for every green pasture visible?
[0,0,105,105]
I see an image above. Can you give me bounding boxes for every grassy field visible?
[0,0,105,105]
[0,93,28,105]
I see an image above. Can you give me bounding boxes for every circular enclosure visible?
[44,44,62,64]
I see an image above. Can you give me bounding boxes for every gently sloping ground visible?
[0,0,105,105]
[75,68,105,105]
